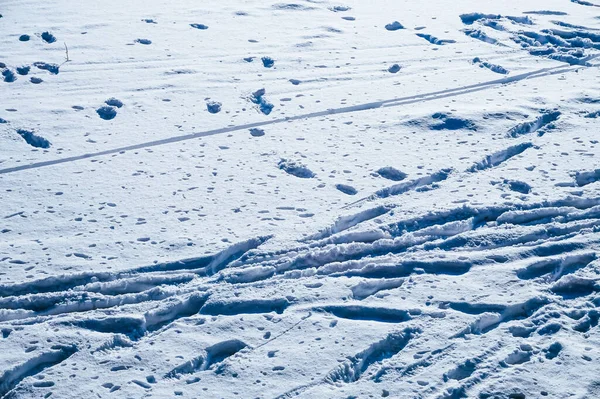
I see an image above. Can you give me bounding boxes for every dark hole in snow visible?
[19,34,30,42]
[249,128,265,137]
[30,77,43,84]
[135,38,152,45]
[190,23,209,30]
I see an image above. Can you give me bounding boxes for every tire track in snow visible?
[0,64,585,175]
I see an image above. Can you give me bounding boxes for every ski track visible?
[2,195,600,396]
[0,63,585,176]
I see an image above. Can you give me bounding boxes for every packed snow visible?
[1,0,600,398]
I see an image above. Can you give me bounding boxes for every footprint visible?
[376,167,407,181]
[105,98,123,108]
[2,69,16,83]
[30,77,43,84]
[142,18,157,24]
[504,179,531,194]
[135,38,152,45]
[19,34,30,42]
[190,23,209,30]
[206,101,222,114]
[17,129,51,148]
[41,31,56,43]
[250,88,274,115]
[249,128,265,137]
[33,62,59,74]
[388,64,401,73]
[96,106,117,120]
[335,184,358,195]
[472,57,508,74]
[430,113,477,131]
[261,57,275,68]
[16,66,30,75]
[385,21,404,31]
[278,159,315,178]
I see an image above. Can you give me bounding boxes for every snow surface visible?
[1,0,600,398]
